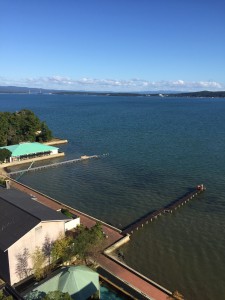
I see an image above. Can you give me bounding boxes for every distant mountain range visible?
[0,85,224,98]
[0,86,58,94]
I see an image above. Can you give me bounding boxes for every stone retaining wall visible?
[1,152,65,168]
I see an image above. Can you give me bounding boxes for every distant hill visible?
[53,90,225,98]
[167,90,225,98]
[0,86,224,98]
[0,86,58,94]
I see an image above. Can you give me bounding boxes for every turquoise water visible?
[1,94,225,299]
[100,285,128,300]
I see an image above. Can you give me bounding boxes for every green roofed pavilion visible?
[24,266,100,300]
[0,142,59,162]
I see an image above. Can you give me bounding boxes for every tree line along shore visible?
[0,109,67,164]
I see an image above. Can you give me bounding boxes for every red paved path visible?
[10,179,170,300]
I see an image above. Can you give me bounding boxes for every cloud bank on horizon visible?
[0,76,223,92]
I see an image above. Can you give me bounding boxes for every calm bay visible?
[1,94,225,299]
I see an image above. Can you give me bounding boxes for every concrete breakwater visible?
[1,153,65,170]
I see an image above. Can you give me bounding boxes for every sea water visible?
[1,94,225,300]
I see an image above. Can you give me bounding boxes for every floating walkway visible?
[8,155,100,176]
[122,185,206,235]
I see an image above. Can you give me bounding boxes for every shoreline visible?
[6,177,171,300]
[0,152,65,171]
[0,139,68,176]
[0,138,172,298]
[0,138,68,174]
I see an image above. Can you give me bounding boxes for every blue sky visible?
[0,0,225,91]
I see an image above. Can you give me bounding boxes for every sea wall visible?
[1,152,65,168]
[104,235,130,254]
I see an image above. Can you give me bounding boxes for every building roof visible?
[24,266,99,300]
[0,188,70,251]
[0,143,58,157]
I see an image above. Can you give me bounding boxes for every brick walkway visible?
[98,255,169,300]
[9,179,171,300]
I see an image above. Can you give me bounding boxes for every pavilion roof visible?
[0,142,58,157]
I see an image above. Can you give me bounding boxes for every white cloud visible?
[172,80,185,85]
[0,75,223,91]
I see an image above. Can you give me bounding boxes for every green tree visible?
[31,247,46,281]
[72,226,92,263]
[0,112,9,146]
[50,224,105,266]
[7,112,21,145]
[17,109,41,142]
[0,149,11,163]
[51,234,73,265]
[0,290,13,300]
[42,291,72,300]
[0,109,53,146]
[38,122,52,142]
[90,222,105,243]
[72,222,105,263]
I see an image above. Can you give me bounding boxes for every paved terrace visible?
[8,178,171,300]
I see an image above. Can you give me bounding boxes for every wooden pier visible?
[122,185,206,235]
[8,155,99,176]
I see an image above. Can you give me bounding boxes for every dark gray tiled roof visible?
[0,198,39,252]
[0,188,70,251]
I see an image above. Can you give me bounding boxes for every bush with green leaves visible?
[61,208,73,219]
[0,149,11,163]
[0,109,52,146]
[71,222,105,262]
[31,247,46,281]
[0,290,13,300]
[29,222,105,282]
[42,291,72,300]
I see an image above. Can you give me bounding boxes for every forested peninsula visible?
[0,109,52,147]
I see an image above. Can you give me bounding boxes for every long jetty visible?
[122,185,206,235]
[7,155,99,176]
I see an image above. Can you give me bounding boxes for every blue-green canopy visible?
[24,266,99,300]
[0,142,58,157]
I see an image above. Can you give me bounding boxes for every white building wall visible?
[7,221,65,285]
[51,149,58,155]
[65,217,80,231]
